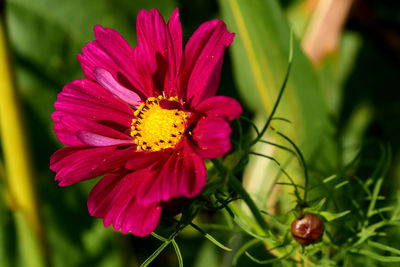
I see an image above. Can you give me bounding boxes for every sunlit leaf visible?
[219,0,337,214]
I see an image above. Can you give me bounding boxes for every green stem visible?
[212,159,270,233]
[271,128,308,203]
[250,28,293,147]
[228,175,270,232]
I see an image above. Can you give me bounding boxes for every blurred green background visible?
[0,0,399,266]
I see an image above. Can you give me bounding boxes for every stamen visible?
[131,96,186,151]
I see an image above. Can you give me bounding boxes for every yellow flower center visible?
[131,96,187,151]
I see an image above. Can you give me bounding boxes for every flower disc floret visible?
[131,96,187,151]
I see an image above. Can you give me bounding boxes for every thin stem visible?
[228,174,270,233]
[276,182,305,189]
[248,152,303,201]
[250,28,293,147]
[236,116,244,150]
[249,151,281,166]
[212,159,270,233]
[271,117,292,124]
[272,128,309,202]
[257,140,297,156]
[239,116,260,136]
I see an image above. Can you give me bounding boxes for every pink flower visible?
[50,8,241,237]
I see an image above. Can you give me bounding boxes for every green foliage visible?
[219,0,339,230]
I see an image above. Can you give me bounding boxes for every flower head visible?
[50,8,241,237]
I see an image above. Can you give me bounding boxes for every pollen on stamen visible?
[131,96,187,151]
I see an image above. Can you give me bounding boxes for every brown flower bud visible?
[291,213,324,245]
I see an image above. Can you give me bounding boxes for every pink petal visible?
[52,114,84,146]
[93,68,142,107]
[192,117,232,159]
[196,96,242,121]
[168,8,183,78]
[125,150,169,171]
[132,46,159,96]
[54,96,131,127]
[53,113,132,146]
[54,79,134,127]
[134,8,182,96]
[78,26,146,95]
[179,20,234,106]
[135,9,168,95]
[164,8,183,96]
[52,79,134,146]
[77,131,134,147]
[88,171,161,237]
[50,146,136,186]
[136,141,206,205]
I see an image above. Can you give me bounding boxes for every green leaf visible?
[368,240,400,256]
[354,221,387,247]
[313,198,327,211]
[334,180,349,189]
[351,249,400,263]
[367,145,391,218]
[323,175,337,183]
[391,191,400,221]
[204,234,232,252]
[320,210,351,222]
[190,222,232,251]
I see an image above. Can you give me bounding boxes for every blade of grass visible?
[0,10,46,267]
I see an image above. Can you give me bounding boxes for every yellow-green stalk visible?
[0,7,47,267]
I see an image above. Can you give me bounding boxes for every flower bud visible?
[291,213,324,245]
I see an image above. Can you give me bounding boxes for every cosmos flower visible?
[50,8,242,237]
